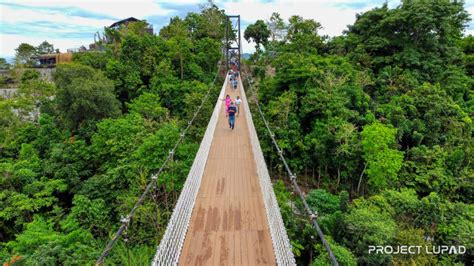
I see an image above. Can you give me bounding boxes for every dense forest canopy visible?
[1,3,226,264]
[0,0,472,265]
[245,0,472,265]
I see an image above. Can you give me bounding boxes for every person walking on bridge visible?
[235,96,242,117]
[223,95,232,117]
[232,77,238,91]
[228,101,237,130]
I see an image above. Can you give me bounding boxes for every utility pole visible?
[225,15,241,71]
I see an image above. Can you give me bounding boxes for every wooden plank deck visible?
[179,78,276,265]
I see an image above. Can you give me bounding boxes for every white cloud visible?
[155,0,202,3]
[1,5,116,29]
[3,0,174,18]
[0,1,178,57]
[0,3,116,57]
[220,0,391,53]
[0,34,92,58]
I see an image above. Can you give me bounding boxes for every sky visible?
[1,0,473,60]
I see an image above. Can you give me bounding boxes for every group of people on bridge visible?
[223,70,241,130]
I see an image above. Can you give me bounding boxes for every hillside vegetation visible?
[0,1,472,265]
[1,4,225,264]
[245,1,472,265]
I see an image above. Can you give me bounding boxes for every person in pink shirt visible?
[223,94,232,117]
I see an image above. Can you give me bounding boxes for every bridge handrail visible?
[239,76,296,265]
[152,71,228,265]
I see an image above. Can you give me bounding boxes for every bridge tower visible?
[225,15,241,71]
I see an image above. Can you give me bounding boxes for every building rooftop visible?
[109,17,141,28]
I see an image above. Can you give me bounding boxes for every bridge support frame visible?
[225,15,241,71]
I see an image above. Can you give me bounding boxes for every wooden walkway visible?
[179,79,276,265]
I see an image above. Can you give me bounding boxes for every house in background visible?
[34,52,73,68]
[88,17,153,50]
[109,17,153,34]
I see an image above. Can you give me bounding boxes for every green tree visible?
[167,35,192,80]
[0,57,11,69]
[15,43,37,67]
[20,69,40,83]
[360,122,403,192]
[158,18,195,80]
[37,41,55,54]
[193,37,221,75]
[343,199,397,264]
[5,216,97,264]
[91,113,148,171]
[18,78,56,106]
[127,92,169,122]
[62,194,111,237]
[378,83,471,148]
[244,20,271,50]
[267,12,287,42]
[285,15,323,53]
[460,35,474,77]
[0,143,68,242]
[53,63,121,131]
[261,53,369,189]
[346,1,470,83]
[306,189,348,240]
[184,4,226,41]
[44,138,92,190]
[306,189,341,217]
[313,238,356,266]
[392,227,438,265]
[72,51,110,70]
[105,58,144,104]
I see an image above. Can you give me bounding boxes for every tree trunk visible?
[317,167,321,188]
[180,55,184,80]
[164,186,168,210]
[304,166,309,187]
[357,162,368,195]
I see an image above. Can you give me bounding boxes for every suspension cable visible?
[95,61,222,265]
[244,75,339,266]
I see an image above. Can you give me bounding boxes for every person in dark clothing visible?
[228,102,237,130]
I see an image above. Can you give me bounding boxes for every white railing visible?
[239,77,296,265]
[152,74,295,265]
[152,73,228,265]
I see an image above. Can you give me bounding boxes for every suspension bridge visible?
[96,71,338,265]
[96,14,338,266]
[153,73,294,265]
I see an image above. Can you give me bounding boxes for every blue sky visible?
[1,0,473,59]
